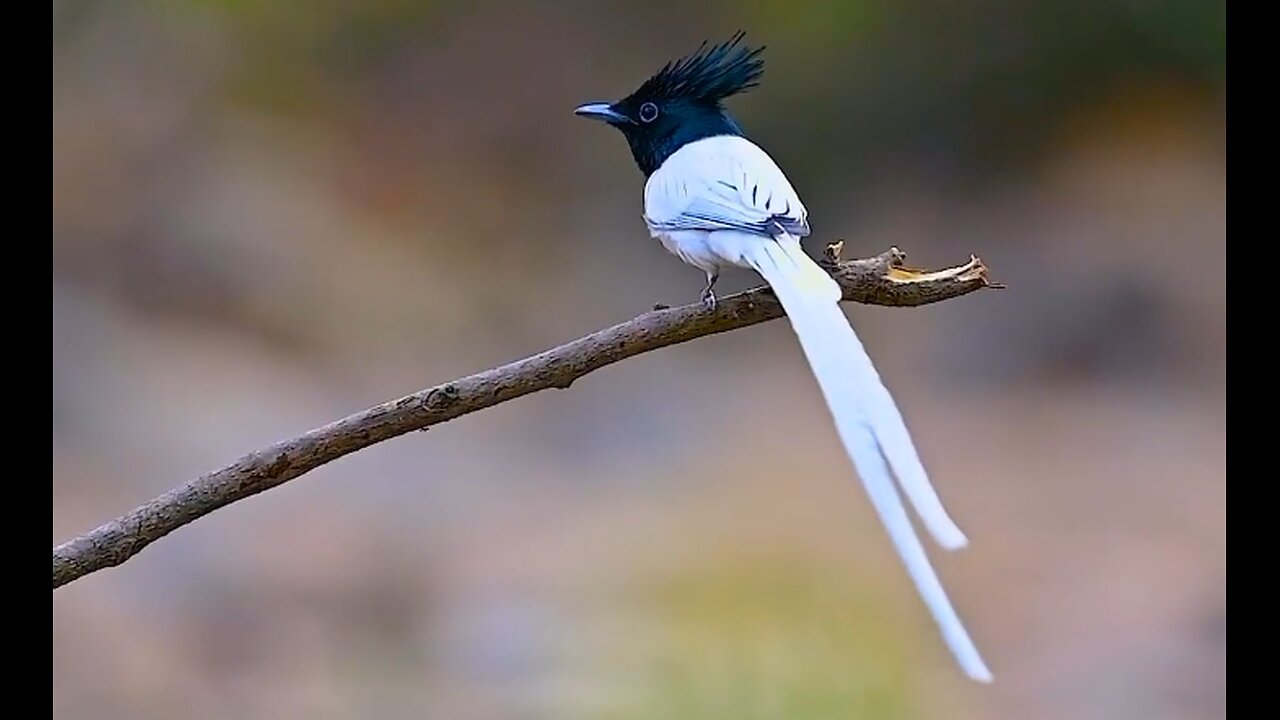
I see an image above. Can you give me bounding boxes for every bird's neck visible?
[630,111,744,177]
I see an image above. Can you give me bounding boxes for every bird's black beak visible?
[574,102,632,125]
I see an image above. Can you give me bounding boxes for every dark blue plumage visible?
[574,32,765,176]
[626,31,764,108]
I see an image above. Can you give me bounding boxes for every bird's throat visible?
[630,112,744,177]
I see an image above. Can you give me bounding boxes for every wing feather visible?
[644,136,810,238]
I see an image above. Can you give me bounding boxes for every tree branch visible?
[53,244,1000,589]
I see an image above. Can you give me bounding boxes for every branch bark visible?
[53,244,999,590]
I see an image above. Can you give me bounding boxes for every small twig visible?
[53,244,997,590]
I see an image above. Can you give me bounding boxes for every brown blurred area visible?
[53,2,1225,718]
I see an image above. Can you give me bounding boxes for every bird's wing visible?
[644,136,810,238]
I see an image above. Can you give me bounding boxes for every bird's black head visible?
[575,32,765,176]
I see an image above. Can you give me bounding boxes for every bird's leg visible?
[700,271,719,309]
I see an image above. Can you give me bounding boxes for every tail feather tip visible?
[936,526,970,552]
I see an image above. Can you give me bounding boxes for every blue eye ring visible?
[639,102,659,123]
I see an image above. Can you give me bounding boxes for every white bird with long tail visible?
[574,32,993,682]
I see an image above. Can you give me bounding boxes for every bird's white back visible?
[644,136,810,245]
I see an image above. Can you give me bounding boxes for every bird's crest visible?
[629,32,765,106]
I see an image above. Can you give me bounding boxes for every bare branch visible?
[53,244,998,589]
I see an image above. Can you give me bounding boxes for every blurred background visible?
[53,1,1225,718]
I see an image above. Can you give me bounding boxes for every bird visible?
[573,32,994,683]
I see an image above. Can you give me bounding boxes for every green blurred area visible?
[609,560,915,719]
[54,2,1224,719]
[58,0,1226,182]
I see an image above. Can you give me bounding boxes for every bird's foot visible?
[700,287,717,310]
[700,273,719,310]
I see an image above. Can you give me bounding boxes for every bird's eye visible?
[639,102,659,123]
